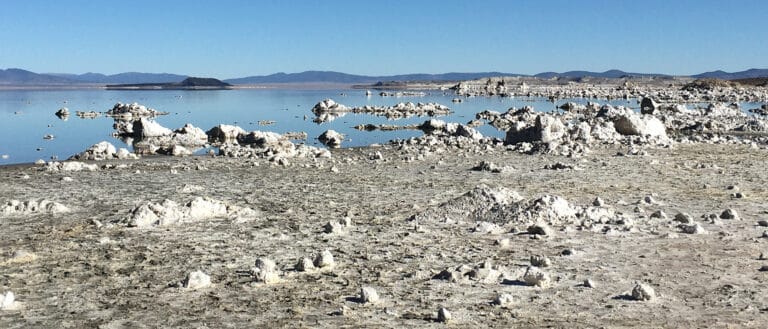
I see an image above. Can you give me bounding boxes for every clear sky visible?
[1,0,766,78]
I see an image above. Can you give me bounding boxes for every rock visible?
[674,212,693,224]
[121,197,256,228]
[679,222,706,234]
[295,258,315,272]
[437,307,452,323]
[311,99,348,114]
[504,114,565,146]
[650,210,668,219]
[318,130,344,148]
[252,258,280,284]
[1,199,69,216]
[530,255,551,267]
[522,266,550,287]
[183,271,211,289]
[106,102,166,118]
[132,118,173,137]
[720,208,739,220]
[468,260,502,283]
[237,131,283,146]
[313,250,335,268]
[631,283,656,301]
[473,221,502,234]
[527,224,553,236]
[170,145,192,157]
[206,124,246,143]
[360,286,380,304]
[0,291,16,310]
[583,279,595,288]
[613,114,667,138]
[494,293,515,308]
[55,107,70,117]
[757,220,768,227]
[592,197,605,207]
[640,97,659,114]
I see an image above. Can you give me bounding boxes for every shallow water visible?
[0,88,758,165]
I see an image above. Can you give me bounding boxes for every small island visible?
[106,77,232,90]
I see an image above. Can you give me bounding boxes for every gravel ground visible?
[2,143,768,328]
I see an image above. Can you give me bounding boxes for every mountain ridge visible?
[2,67,768,85]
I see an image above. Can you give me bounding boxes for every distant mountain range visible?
[1,67,767,86]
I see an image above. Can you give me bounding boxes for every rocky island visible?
[105,77,232,90]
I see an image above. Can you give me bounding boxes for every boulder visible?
[237,131,283,146]
[69,141,118,161]
[318,130,344,148]
[613,114,667,137]
[206,124,246,143]
[132,118,173,138]
[640,97,659,114]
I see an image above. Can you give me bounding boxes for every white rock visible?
[133,118,173,137]
[494,293,514,308]
[530,255,551,267]
[360,286,380,304]
[522,266,550,287]
[0,291,16,310]
[183,271,212,289]
[437,307,452,323]
[253,258,280,284]
[313,250,335,268]
[631,283,656,301]
[318,130,344,148]
[295,257,315,272]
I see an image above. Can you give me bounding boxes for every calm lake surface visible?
[0,88,761,165]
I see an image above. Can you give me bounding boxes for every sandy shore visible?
[1,141,767,327]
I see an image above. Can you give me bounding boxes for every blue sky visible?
[1,0,766,78]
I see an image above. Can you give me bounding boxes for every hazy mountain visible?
[0,68,75,84]
[2,67,768,86]
[224,71,524,84]
[534,70,670,79]
[49,72,188,84]
[692,68,768,80]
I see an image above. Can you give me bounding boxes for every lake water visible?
[0,88,762,165]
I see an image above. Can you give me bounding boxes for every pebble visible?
[758,220,768,227]
[583,279,595,288]
[631,283,656,301]
[720,208,739,220]
[295,257,315,272]
[494,294,515,308]
[437,307,452,323]
[530,255,552,267]
[252,258,280,284]
[313,250,335,268]
[183,271,212,289]
[522,266,551,287]
[360,286,380,304]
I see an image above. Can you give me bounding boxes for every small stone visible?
[679,223,706,234]
[295,257,315,272]
[731,192,744,199]
[530,255,551,267]
[252,258,280,284]
[759,252,767,260]
[642,195,656,204]
[314,250,335,268]
[360,286,380,304]
[592,197,605,207]
[650,210,667,219]
[583,279,595,288]
[437,307,452,323]
[560,248,574,256]
[631,283,655,301]
[720,208,739,220]
[760,265,768,272]
[758,220,768,227]
[527,223,553,236]
[495,238,510,248]
[183,271,211,289]
[0,291,16,310]
[494,293,515,308]
[522,266,550,287]
[674,213,693,224]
